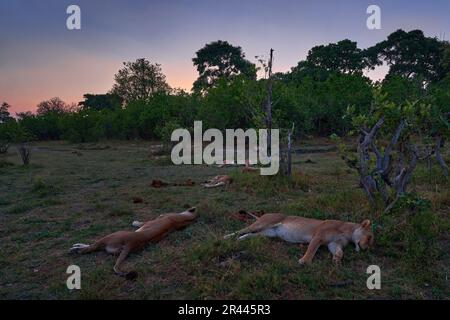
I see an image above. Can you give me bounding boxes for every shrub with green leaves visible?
[339,88,448,212]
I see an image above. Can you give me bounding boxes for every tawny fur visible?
[241,166,259,173]
[202,175,232,188]
[241,160,259,173]
[70,207,197,279]
[224,212,374,265]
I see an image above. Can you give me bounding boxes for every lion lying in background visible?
[202,175,233,188]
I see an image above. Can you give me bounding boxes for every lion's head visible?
[352,219,374,251]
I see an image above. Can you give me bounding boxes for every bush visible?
[377,194,441,268]
[156,119,182,151]
[0,143,9,154]
[274,73,373,135]
[198,76,265,130]
[61,110,103,143]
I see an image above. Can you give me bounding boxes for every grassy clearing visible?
[0,139,448,299]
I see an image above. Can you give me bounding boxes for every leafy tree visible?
[424,75,450,175]
[0,113,34,164]
[192,40,256,93]
[284,40,368,84]
[111,58,170,103]
[118,90,198,140]
[283,61,330,83]
[122,99,158,139]
[305,39,366,74]
[380,75,423,105]
[79,93,123,111]
[17,110,63,140]
[0,102,13,123]
[61,110,103,143]
[36,97,68,115]
[365,29,449,84]
[440,42,450,73]
[95,108,127,140]
[273,73,372,135]
[16,111,33,119]
[428,74,450,116]
[0,103,16,153]
[198,75,264,130]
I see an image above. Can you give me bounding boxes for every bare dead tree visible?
[287,123,295,176]
[278,123,296,176]
[263,48,274,156]
[341,94,448,212]
[17,143,31,165]
[261,49,296,177]
[356,117,385,205]
[384,145,420,212]
[434,136,448,177]
[355,117,426,212]
[416,135,448,179]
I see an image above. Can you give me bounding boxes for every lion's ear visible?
[361,219,371,229]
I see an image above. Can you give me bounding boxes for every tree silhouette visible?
[0,102,12,123]
[36,97,68,115]
[111,58,170,103]
[193,40,256,93]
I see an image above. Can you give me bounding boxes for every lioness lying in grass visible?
[70,207,198,279]
[225,212,374,265]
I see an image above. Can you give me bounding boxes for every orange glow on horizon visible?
[3,58,197,115]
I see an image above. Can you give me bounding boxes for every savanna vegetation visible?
[1,30,448,144]
[0,29,449,299]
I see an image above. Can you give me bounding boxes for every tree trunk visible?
[287,123,294,176]
[435,136,448,177]
[385,145,420,213]
[265,48,274,157]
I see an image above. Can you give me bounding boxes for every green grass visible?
[0,139,448,299]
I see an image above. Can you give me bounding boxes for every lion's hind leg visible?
[224,221,263,239]
[237,233,259,240]
[70,235,110,254]
[224,215,283,240]
[69,241,104,254]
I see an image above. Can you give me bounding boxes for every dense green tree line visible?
[0,29,449,144]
